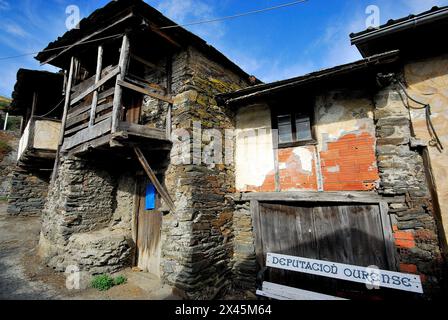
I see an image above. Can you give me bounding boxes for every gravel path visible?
[0,202,179,300]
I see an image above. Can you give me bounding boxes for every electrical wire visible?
[159,0,308,29]
[0,33,123,61]
[396,80,443,151]
[0,0,309,60]
[35,97,65,118]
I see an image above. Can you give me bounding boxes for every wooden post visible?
[30,91,38,119]
[112,34,130,133]
[59,57,75,147]
[51,56,75,183]
[133,146,175,211]
[89,45,103,127]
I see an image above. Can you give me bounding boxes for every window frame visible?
[271,103,317,149]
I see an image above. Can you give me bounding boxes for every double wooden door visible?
[254,202,398,299]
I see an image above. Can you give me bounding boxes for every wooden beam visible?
[59,57,75,146]
[51,56,75,184]
[70,66,120,106]
[118,80,174,104]
[237,191,405,204]
[130,54,165,73]
[67,133,112,157]
[118,121,167,141]
[111,34,131,133]
[126,74,166,92]
[134,146,175,211]
[89,45,104,126]
[62,117,111,151]
[41,12,134,65]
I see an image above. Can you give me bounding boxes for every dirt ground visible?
[0,201,180,300]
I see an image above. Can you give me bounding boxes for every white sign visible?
[266,253,423,294]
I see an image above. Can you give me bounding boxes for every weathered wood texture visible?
[62,117,112,151]
[253,202,396,298]
[89,45,104,126]
[118,80,173,104]
[237,191,405,204]
[136,178,162,277]
[111,34,130,133]
[134,147,175,211]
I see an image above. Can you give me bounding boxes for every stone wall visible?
[0,130,19,198]
[403,54,448,250]
[374,85,444,298]
[229,83,445,299]
[7,168,50,216]
[160,46,251,299]
[38,156,134,274]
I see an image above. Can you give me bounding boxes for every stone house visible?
[12,0,445,299]
[7,69,64,216]
[218,6,448,299]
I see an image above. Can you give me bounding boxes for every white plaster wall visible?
[33,120,61,150]
[235,104,275,191]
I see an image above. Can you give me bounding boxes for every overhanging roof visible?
[218,50,400,106]
[350,6,448,57]
[10,69,64,116]
[35,0,258,83]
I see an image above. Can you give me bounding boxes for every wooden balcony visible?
[18,116,61,167]
[60,35,173,156]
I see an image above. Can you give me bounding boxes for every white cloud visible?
[0,0,9,11]
[4,23,29,37]
[152,0,225,41]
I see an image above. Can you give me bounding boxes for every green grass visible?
[0,96,11,110]
[91,274,127,291]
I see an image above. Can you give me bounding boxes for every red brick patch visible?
[399,263,418,274]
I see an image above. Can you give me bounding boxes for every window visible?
[275,111,315,147]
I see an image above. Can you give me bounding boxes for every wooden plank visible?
[117,80,174,104]
[133,146,175,211]
[112,34,130,133]
[41,12,134,65]
[70,66,120,106]
[250,200,264,271]
[126,74,166,92]
[89,45,104,126]
[266,253,423,293]
[130,54,166,73]
[118,121,167,141]
[59,57,75,146]
[379,202,399,271]
[66,101,113,128]
[240,191,404,204]
[62,117,111,151]
[65,110,112,136]
[67,133,112,156]
[71,65,114,98]
[257,282,347,300]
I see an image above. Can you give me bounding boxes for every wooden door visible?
[135,179,162,277]
[255,202,397,299]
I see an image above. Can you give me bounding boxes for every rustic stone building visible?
[7,69,64,216]
[219,6,448,299]
[13,0,445,300]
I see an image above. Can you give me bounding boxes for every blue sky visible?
[1,0,448,98]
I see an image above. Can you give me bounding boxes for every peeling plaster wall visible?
[234,90,379,192]
[315,91,379,191]
[235,104,275,191]
[404,54,448,243]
